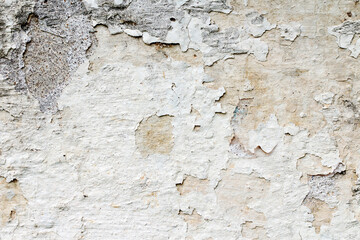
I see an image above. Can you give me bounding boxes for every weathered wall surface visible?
[1,0,360,239]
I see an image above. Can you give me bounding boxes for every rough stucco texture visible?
[1,0,360,239]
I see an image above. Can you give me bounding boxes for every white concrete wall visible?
[1,0,360,239]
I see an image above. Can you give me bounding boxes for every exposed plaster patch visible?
[176,176,210,195]
[303,197,334,234]
[229,136,254,158]
[302,169,350,234]
[23,17,71,112]
[179,209,203,229]
[0,0,93,112]
[306,174,338,203]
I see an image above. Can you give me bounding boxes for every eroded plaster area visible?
[81,0,276,65]
[0,0,93,112]
[1,0,360,239]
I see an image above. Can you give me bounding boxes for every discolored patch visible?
[135,115,174,156]
[0,178,27,225]
[176,176,210,195]
[304,197,334,234]
[179,209,203,228]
